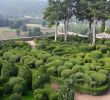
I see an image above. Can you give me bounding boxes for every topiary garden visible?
[0,38,110,100]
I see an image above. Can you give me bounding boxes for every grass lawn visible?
[0,27,16,34]
[0,27,26,40]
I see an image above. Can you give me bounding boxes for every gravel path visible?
[26,40,36,48]
[74,92,110,100]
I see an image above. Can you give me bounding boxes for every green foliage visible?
[1,61,18,80]
[9,93,22,100]
[64,62,73,69]
[79,45,95,52]
[74,83,109,96]
[32,66,50,89]
[99,45,109,53]
[90,72,107,86]
[24,57,36,68]
[90,50,103,59]
[18,67,32,89]
[0,87,4,98]
[47,67,57,76]
[8,77,27,94]
[35,60,44,69]
[61,69,73,78]
[105,28,110,34]
[104,40,110,46]
[13,84,24,95]
[49,92,60,100]
[100,21,105,33]
[33,89,48,100]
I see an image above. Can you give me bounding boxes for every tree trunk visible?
[92,17,97,45]
[89,20,92,30]
[55,20,58,42]
[64,19,67,42]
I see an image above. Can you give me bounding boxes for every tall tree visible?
[44,0,61,41]
[75,0,110,45]
[60,0,79,42]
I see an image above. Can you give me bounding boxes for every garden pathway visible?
[26,40,36,48]
[74,92,110,100]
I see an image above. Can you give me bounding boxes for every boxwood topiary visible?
[1,61,18,80]
[99,45,109,53]
[47,67,57,76]
[13,84,24,95]
[90,50,103,59]
[33,89,48,100]
[9,93,22,100]
[64,61,73,69]
[8,77,27,94]
[18,67,32,89]
[61,69,73,78]
[79,45,95,52]
[90,72,107,86]
[35,60,44,69]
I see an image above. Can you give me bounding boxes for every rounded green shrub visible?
[64,61,73,69]
[47,67,57,76]
[81,66,90,72]
[33,89,47,100]
[24,58,36,68]
[99,45,109,53]
[79,45,95,52]
[9,55,20,63]
[1,61,18,80]
[34,94,44,100]
[98,69,109,75]
[3,52,13,60]
[13,84,24,95]
[49,92,60,100]
[18,67,32,89]
[90,50,103,59]
[9,93,22,100]
[83,74,92,84]
[104,40,110,46]
[37,53,51,61]
[8,77,27,94]
[90,72,107,86]
[57,66,68,74]
[73,72,84,83]
[35,60,44,69]
[72,65,81,73]
[32,67,50,89]
[84,55,92,63]
[61,69,73,78]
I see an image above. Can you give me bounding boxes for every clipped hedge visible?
[90,50,103,59]
[18,67,32,89]
[79,45,95,52]
[1,61,18,80]
[13,84,24,95]
[74,83,109,96]
[61,69,73,78]
[9,93,22,100]
[33,89,48,100]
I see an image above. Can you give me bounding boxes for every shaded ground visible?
[74,91,110,100]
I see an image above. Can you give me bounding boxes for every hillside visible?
[0,0,47,17]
